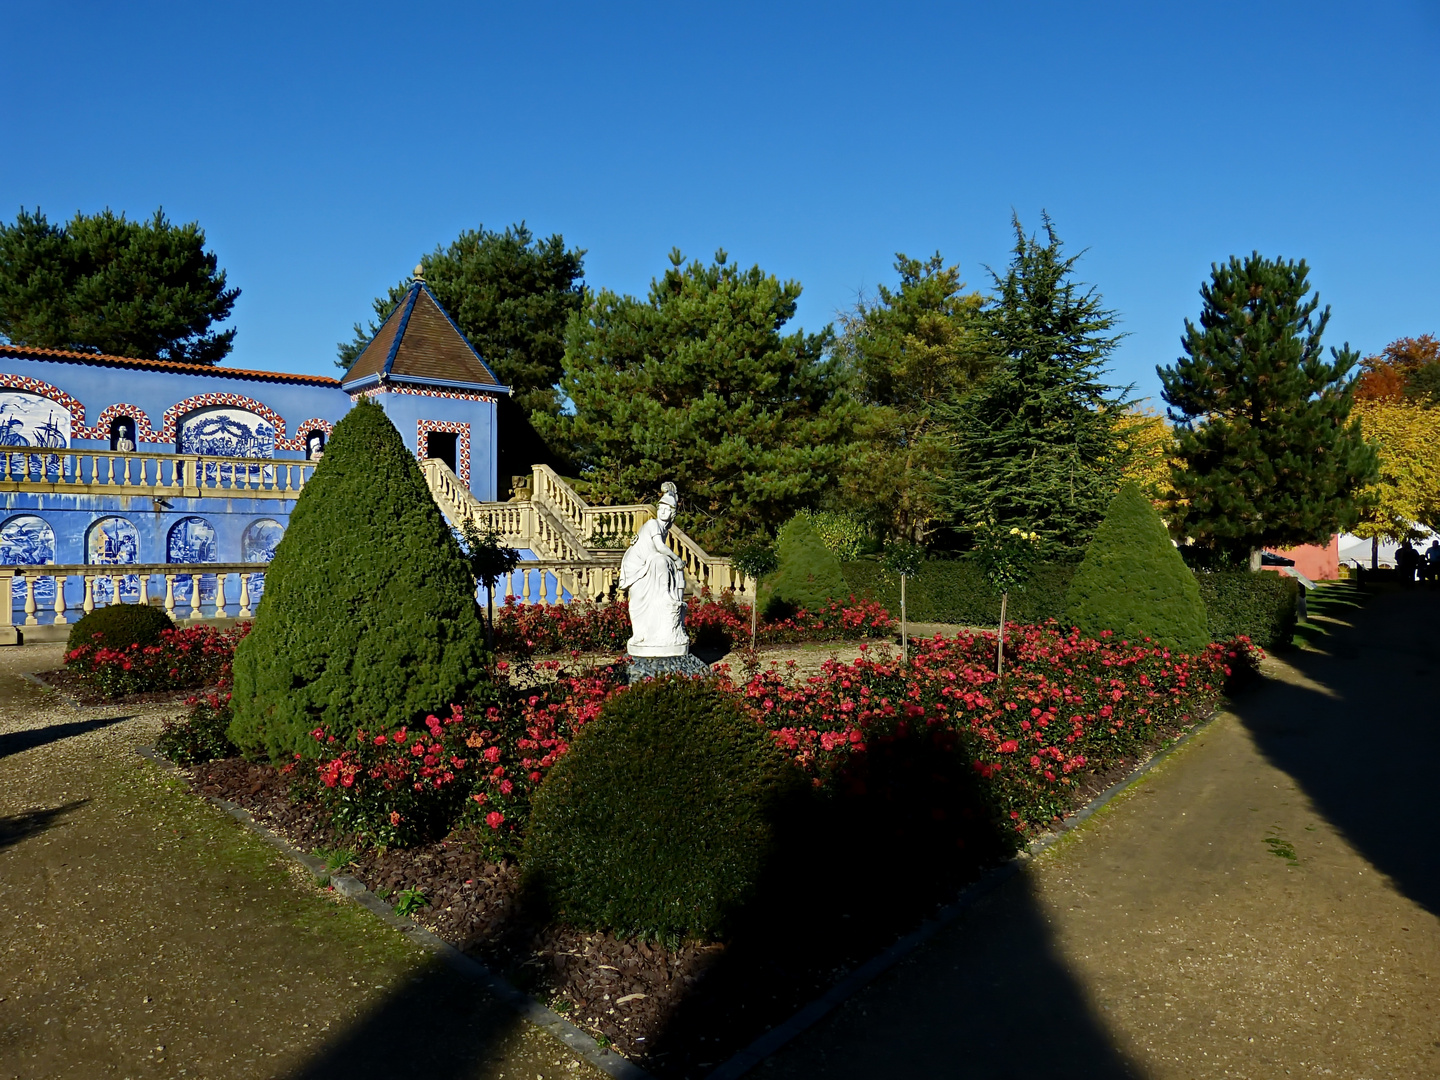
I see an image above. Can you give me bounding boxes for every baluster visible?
[21,573,35,626]
[215,573,228,619]
[189,574,205,620]
[82,575,94,615]
[103,455,114,484]
[139,573,150,607]
[122,455,132,485]
[164,574,176,620]
[521,569,532,606]
[53,572,67,625]
[238,573,253,618]
[503,569,514,604]
[104,573,116,606]
[540,572,550,606]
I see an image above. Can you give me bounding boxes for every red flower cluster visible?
[65,623,249,699]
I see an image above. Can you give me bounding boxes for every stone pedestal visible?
[626,651,711,683]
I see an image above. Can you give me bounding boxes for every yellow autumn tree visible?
[1114,406,1178,503]
[1351,399,1440,541]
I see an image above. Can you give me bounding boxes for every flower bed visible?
[168,623,1258,1076]
[492,591,894,657]
[64,623,248,700]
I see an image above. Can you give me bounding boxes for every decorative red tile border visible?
[417,420,471,487]
[0,373,88,433]
[351,384,498,404]
[77,402,161,443]
[158,393,288,447]
[281,417,336,453]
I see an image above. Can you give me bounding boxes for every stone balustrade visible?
[0,562,271,641]
[0,449,315,498]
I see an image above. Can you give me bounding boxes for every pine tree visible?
[543,249,851,550]
[228,400,491,761]
[1158,253,1378,560]
[0,207,238,364]
[835,253,987,542]
[939,215,1128,559]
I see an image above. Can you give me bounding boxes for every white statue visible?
[619,482,689,657]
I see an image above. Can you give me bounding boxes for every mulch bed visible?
[181,741,1169,1079]
[32,668,205,709]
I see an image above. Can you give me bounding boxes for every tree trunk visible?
[996,590,1008,679]
[1249,548,1263,572]
[1372,535,1379,571]
[900,572,908,666]
[750,595,758,652]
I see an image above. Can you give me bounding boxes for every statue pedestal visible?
[626,652,711,683]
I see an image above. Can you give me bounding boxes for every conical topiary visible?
[761,513,852,618]
[228,399,490,761]
[1064,482,1210,653]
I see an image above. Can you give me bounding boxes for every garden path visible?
[0,643,606,1080]
[759,585,1440,1079]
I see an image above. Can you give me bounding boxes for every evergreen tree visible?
[939,215,1128,559]
[1158,253,1378,559]
[1064,482,1210,653]
[228,400,491,761]
[0,207,238,364]
[835,253,987,542]
[543,249,851,550]
[337,222,584,420]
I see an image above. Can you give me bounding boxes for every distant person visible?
[1396,539,1418,584]
[1425,540,1440,583]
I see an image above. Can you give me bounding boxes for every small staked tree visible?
[729,541,778,651]
[939,214,1129,559]
[972,522,1040,678]
[881,540,924,664]
[1158,253,1378,564]
[459,516,522,645]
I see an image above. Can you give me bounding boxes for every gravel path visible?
[0,643,606,1080]
[760,586,1440,1079]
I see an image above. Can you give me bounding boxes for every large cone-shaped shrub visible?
[228,399,490,760]
[761,513,851,618]
[1064,482,1210,653]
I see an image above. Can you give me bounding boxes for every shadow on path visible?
[285,958,533,1080]
[0,799,87,852]
[0,715,132,760]
[1233,584,1440,916]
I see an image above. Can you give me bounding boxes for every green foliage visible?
[66,603,175,654]
[842,559,1075,626]
[542,249,851,549]
[798,509,868,561]
[881,540,925,578]
[836,253,987,541]
[458,517,521,640]
[1065,483,1209,652]
[521,678,801,939]
[1192,570,1299,652]
[337,223,584,420]
[393,888,428,917]
[763,514,852,618]
[970,521,1041,596]
[228,400,491,761]
[939,215,1129,559]
[729,541,778,583]
[155,696,237,765]
[0,206,238,364]
[1159,253,1378,558]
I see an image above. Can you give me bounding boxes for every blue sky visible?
[4,1,1437,405]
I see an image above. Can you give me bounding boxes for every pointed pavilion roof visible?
[340,267,510,395]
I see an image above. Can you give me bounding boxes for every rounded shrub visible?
[66,603,175,654]
[228,399,491,761]
[521,677,801,940]
[762,513,851,619]
[1064,482,1210,652]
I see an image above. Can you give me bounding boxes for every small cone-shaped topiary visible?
[1064,482,1210,653]
[228,399,490,760]
[761,513,851,618]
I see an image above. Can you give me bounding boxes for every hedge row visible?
[841,559,1300,651]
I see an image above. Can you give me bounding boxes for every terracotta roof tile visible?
[0,343,341,387]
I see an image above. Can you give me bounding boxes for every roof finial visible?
[413,263,425,283]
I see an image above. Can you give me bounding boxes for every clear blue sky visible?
[5,1,1437,404]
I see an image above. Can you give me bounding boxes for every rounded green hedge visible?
[762,513,851,620]
[1065,482,1210,653]
[66,603,175,654]
[521,677,801,940]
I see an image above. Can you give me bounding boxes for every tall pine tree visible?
[1158,253,1377,561]
[543,249,850,550]
[939,215,1128,559]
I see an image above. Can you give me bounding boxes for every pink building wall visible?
[1274,535,1340,581]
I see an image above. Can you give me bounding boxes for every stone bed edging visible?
[132,703,1224,1080]
[133,745,653,1080]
